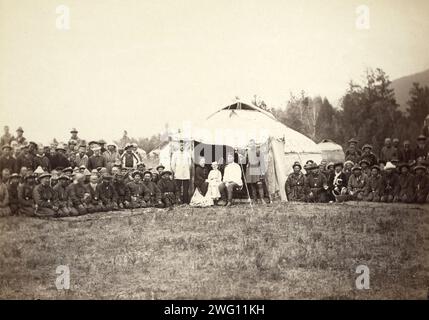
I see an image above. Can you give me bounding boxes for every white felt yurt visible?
[159,101,322,201]
[317,139,345,163]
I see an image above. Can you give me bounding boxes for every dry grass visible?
[0,202,428,299]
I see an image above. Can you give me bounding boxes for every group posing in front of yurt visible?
[1,115,429,217]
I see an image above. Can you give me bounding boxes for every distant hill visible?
[391,68,429,113]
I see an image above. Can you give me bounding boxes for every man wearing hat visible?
[121,143,140,170]
[84,174,106,212]
[69,128,82,146]
[15,127,26,147]
[156,165,165,176]
[328,162,348,201]
[33,144,51,172]
[103,143,120,174]
[141,170,163,207]
[7,173,20,215]
[346,165,368,201]
[112,173,131,209]
[73,144,89,169]
[345,138,361,164]
[413,164,429,203]
[0,126,14,148]
[304,162,329,203]
[53,175,77,216]
[415,135,428,161]
[16,144,34,172]
[98,174,119,211]
[380,162,399,202]
[50,144,71,170]
[364,165,383,202]
[285,162,306,202]
[157,170,178,209]
[68,173,93,215]
[359,159,371,177]
[394,163,415,203]
[136,162,146,174]
[33,172,59,217]
[88,145,106,171]
[360,144,378,167]
[0,144,17,174]
[17,173,36,215]
[127,171,150,208]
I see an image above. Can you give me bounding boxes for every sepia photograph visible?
[0,0,428,305]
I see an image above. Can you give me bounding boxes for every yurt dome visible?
[318,139,345,162]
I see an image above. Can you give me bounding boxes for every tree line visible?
[254,68,429,154]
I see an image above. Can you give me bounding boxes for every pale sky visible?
[1,0,429,144]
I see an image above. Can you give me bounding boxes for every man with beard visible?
[141,170,163,207]
[33,172,59,217]
[17,173,36,215]
[304,163,329,203]
[112,173,131,209]
[7,173,20,215]
[0,144,17,174]
[171,140,192,204]
[285,162,306,202]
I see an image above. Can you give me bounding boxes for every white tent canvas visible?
[159,101,323,201]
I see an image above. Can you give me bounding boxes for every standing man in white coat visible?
[171,140,192,204]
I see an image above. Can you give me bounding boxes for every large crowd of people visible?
[285,136,429,204]
[0,125,428,218]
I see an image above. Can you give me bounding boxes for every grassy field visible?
[0,201,428,299]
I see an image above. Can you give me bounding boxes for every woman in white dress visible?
[207,161,222,201]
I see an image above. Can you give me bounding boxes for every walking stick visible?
[239,160,254,212]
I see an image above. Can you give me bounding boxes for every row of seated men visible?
[285,160,429,203]
[0,167,180,217]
